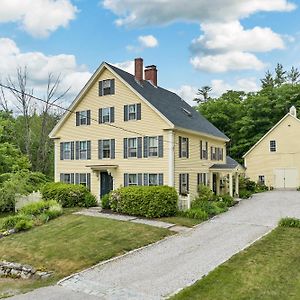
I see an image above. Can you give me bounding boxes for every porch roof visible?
[210,156,245,172]
[86,164,118,170]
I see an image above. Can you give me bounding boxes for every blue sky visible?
[0,0,299,106]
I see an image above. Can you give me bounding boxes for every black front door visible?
[100,172,113,198]
[212,173,217,194]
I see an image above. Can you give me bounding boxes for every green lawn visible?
[0,213,171,298]
[159,216,202,227]
[171,227,300,300]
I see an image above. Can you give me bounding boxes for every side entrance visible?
[100,172,113,198]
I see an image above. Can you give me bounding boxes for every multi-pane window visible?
[200,140,208,160]
[79,141,87,159]
[63,173,71,184]
[128,174,138,186]
[128,104,137,120]
[198,173,207,186]
[79,173,87,187]
[63,142,71,160]
[102,107,110,123]
[102,140,111,158]
[149,137,158,157]
[103,79,112,95]
[211,147,223,161]
[180,137,189,158]
[128,138,137,157]
[148,174,158,186]
[258,175,265,185]
[79,111,87,125]
[180,173,189,195]
[270,140,276,152]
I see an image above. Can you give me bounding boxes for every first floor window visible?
[128,138,137,157]
[128,174,138,186]
[79,173,87,187]
[148,174,158,186]
[63,173,71,184]
[80,141,87,159]
[180,173,189,195]
[258,175,265,185]
[270,140,276,152]
[149,137,158,157]
[198,173,207,186]
[102,139,111,158]
[63,142,71,160]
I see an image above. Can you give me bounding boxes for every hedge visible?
[41,182,97,208]
[109,186,178,218]
[279,217,300,228]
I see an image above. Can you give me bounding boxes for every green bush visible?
[45,204,63,220]
[239,189,252,199]
[0,214,32,230]
[101,194,110,209]
[41,182,97,208]
[19,200,57,216]
[197,184,215,201]
[110,186,178,218]
[0,185,16,212]
[182,208,208,220]
[14,219,33,231]
[219,194,235,206]
[279,217,300,228]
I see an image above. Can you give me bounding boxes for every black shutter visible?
[158,136,163,157]
[143,136,148,158]
[205,142,208,159]
[200,140,203,159]
[110,107,115,123]
[75,141,80,160]
[71,142,75,160]
[110,79,115,94]
[99,81,103,96]
[187,174,189,193]
[179,136,182,158]
[111,139,115,159]
[179,174,182,194]
[123,138,128,159]
[60,142,64,160]
[87,110,91,125]
[159,173,164,186]
[60,173,64,182]
[71,173,75,184]
[124,105,128,121]
[75,173,79,184]
[197,173,200,186]
[124,173,129,187]
[98,140,103,159]
[137,137,142,158]
[144,173,149,186]
[186,138,189,158]
[76,112,80,126]
[137,103,141,120]
[99,108,103,124]
[87,173,91,191]
[87,141,91,160]
[138,173,143,186]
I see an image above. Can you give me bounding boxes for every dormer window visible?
[270,140,276,152]
[99,79,115,96]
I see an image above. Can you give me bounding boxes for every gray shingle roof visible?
[210,156,242,170]
[107,63,229,140]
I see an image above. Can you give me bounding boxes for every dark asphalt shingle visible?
[210,156,242,170]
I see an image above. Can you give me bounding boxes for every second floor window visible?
[79,111,87,125]
[102,107,110,123]
[200,140,208,160]
[80,141,87,159]
[179,136,189,158]
[99,107,114,124]
[149,137,158,157]
[63,142,71,160]
[102,140,110,158]
[270,140,276,152]
[128,138,137,157]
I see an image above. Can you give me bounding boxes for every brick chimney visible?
[134,58,143,82]
[145,65,157,86]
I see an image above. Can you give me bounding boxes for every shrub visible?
[197,184,215,201]
[279,217,300,228]
[101,194,110,209]
[45,204,63,220]
[0,214,32,230]
[110,186,178,218]
[183,208,208,220]
[0,186,16,212]
[19,200,57,216]
[14,219,33,231]
[239,177,256,192]
[41,182,96,207]
[239,190,252,199]
[219,194,235,206]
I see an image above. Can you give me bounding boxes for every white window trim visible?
[128,173,138,186]
[128,104,137,121]
[63,142,71,160]
[180,173,188,195]
[181,137,188,158]
[79,141,87,160]
[148,173,159,186]
[102,79,112,95]
[63,173,71,184]
[79,111,88,125]
[102,107,111,123]
[79,173,88,187]
[128,137,137,158]
[270,140,276,152]
[102,139,111,159]
[148,136,158,157]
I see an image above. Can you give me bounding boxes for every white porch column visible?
[235,172,239,197]
[168,130,175,187]
[229,173,233,197]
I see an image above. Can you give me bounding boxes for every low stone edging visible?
[0,261,53,280]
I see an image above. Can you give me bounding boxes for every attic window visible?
[181,107,192,117]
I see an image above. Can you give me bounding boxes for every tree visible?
[288,66,300,85]
[261,70,274,89]
[274,63,286,87]
[0,83,9,113]
[194,86,212,103]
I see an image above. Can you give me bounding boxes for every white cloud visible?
[0,38,91,107]
[0,0,78,37]
[138,35,158,48]
[190,51,265,73]
[172,85,198,106]
[102,0,295,26]
[112,60,134,74]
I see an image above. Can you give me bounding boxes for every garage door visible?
[274,168,299,189]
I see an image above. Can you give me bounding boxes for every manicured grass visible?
[0,214,171,298]
[159,216,203,227]
[171,227,300,300]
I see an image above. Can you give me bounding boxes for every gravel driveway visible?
[10,191,300,300]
